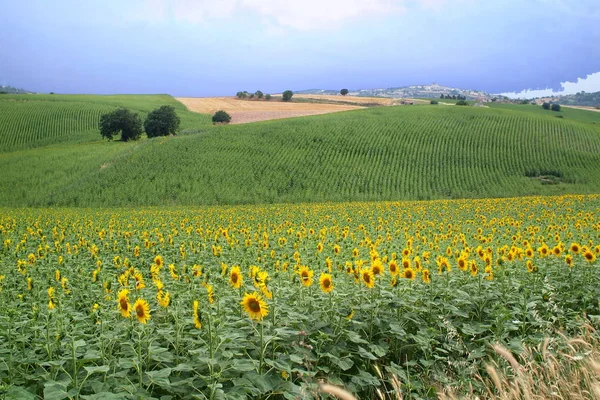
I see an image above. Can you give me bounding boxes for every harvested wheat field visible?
[176,97,362,124]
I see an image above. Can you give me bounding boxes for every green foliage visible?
[456,100,469,106]
[1,104,600,207]
[551,103,561,112]
[430,100,439,105]
[212,110,231,124]
[265,94,272,101]
[542,102,551,110]
[340,89,349,96]
[99,108,143,141]
[282,90,294,101]
[144,105,181,138]
[255,91,264,99]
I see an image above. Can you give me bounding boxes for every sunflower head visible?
[298,266,314,287]
[403,267,416,280]
[319,273,333,294]
[117,289,131,318]
[229,266,243,289]
[133,298,151,324]
[422,269,431,284]
[361,268,375,289]
[241,292,269,321]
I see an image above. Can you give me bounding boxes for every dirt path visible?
[176,97,363,124]
[562,105,600,113]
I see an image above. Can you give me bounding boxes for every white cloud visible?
[135,0,463,30]
[501,71,600,99]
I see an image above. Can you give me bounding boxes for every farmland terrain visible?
[0,94,600,207]
[176,96,363,124]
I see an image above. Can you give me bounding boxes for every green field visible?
[0,95,600,207]
[0,94,211,151]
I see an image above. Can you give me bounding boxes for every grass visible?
[1,100,600,206]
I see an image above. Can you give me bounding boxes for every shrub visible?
[249,93,255,99]
[212,110,231,124]
[456,100,469,106]
[282,90,294,101]
[99,108,143,141]
[144,105,181,138]
[551,103,561,112]
[430,100,439,105]
[255,91,264,99]
[542,102,550,110]
[265,94,272,101]
[340,89,349,96]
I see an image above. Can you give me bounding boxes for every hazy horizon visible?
[1,0,599,98]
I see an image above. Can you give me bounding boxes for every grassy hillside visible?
[0,101,599,206]
[0,94,211,151]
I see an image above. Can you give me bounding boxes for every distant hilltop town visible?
[297,83,502,101]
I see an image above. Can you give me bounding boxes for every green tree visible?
[144,106,181,138]
[265,94,272,101]
[212,110,232,124]
[455,100,469,106]
[340,89,349,96]
[99,108,143,141]
[282,90,294,101]
[255,90,264,99]
[551,103,561,112]
[430,100,439,105]
[542,102,550,110]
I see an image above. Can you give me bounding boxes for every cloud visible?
[135,0,463,30]
[501,71,600,98]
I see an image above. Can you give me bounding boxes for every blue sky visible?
[1,0,599,97]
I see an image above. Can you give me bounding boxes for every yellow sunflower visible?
[361,268,375,289]
[154,255,164,268]
[403,267,416,280]
[241,292,269,321]
[319,273,334,294]
[565,254,574,268]
[133,298,151,324]
[370,260,384,276]
[298,266,314,287]
[421,269,431,284]
[117,289,131,318]
[570,243,581,254]
[388,260,399,276]
[229,265,243,289]
[583,249,596,263]
[192,300,202,329]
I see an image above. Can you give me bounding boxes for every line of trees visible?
[236,90,293,101]
[236,90,272,100]
[99,106,180,142]
[441,94,467,100]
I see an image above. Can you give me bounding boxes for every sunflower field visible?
[1,195,600,399]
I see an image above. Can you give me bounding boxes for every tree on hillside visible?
[99,108,143,141]
[212,110,231,124]
[255,90,264,99]
[144,105,181,138]
[282,90,294,101]
[340,89,349,96]
[455,100,469,106]
[542,102,550,110]
[551,103,561,112]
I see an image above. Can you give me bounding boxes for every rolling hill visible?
[0,94,211,151]
[0,95,599,207]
